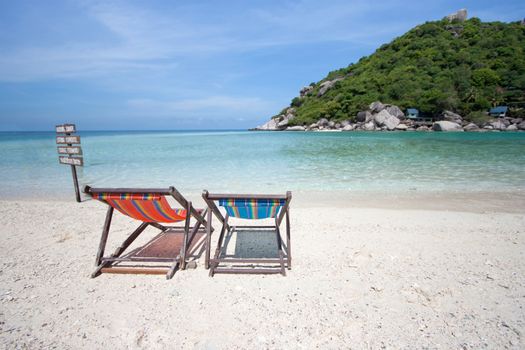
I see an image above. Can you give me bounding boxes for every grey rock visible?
[363,121,375,131]
[395,124,408,130]
[318,118,329,126]
[490,120,506,130]
[386,105,405,119]
[309,123,318,130]
[356,111,371,122]
[506,124,518,131]
[342,124,355,131]
[484,125,494,130]
[417,125,430,131]
[328,121,335,128]
[340,120,350,127]
[463,123,479,131]
[299,86,313,97]
[286,126,305,131]
[518,121,525,130]
[255,118,280,131]
[511,118,523,124]
[433,121,463,132]
[446,9,467,22]
[317,78,343,97]
[442,110,463,123]
[373,110,389,125]
[374,110,400,130]
[369,101,385,113]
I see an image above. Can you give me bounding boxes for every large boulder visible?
[317,78,343,97]
[356,111,371,122]
[318,118,329,127]
[432,121,463,132]
[369,101,385,113]
[342,124,355,131]
[363,121,375,131]
[441,110,463,124]
[374,110,400,130]
[386,105,405,119]
[286,126,305,131]
[463,123,479,131]
[506,124,518,131]
[255,118,280,131]
[446,9,467,22]
[518,121,525,130]
[299,86,313,97]
[490,120,506,130]
[395,124,408,130]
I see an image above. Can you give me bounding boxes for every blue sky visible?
[0,0,523,131]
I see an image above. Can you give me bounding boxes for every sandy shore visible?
[1,194,524,349]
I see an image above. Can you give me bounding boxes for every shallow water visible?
[1,130,524,199]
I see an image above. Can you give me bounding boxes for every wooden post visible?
[71,164,81,202]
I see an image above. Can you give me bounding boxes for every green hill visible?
[275,17,525,126]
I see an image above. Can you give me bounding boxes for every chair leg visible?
[166,255,180,280]
[179,201,192,270]
[92,206,114,278]
[275,226,286,276]
[286,209,291,269]
[210,219,228,277]
[205,208,213,269]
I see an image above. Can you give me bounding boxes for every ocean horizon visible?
[1,130,524,200]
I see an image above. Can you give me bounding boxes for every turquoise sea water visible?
[0,130,524,199]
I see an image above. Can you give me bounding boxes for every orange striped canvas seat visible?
[92,192,187,223]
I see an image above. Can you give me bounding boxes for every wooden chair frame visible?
[202,191,292,276]
[84,186,208,279]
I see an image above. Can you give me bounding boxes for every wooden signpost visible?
[56,124,83,202]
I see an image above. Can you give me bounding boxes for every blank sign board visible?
[56,124,76,133]
[56,135,81,144]
[59,156,84,166]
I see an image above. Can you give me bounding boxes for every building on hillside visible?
[406,108,433,124]
[406,108,419,119]
[489,106,508,118]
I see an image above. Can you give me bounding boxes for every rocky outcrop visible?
[254,107,296,131]
[441,110,463,124]
[300,85,314,97]
[432,121,463,132]
[286,126,306,131]
[254,98,524,132]
[446,9,467,22]
[317,78,344,97]
[374,110,400,130]
[254,118,280,131]
[386,105,405,119]
[369,101,385,113]
[463,123,479,131]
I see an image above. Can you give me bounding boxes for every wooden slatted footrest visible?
[213,268,283,274]
[100,267,168,275]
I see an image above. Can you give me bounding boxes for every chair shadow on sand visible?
[219,228,280,261]
[112,228,207,270]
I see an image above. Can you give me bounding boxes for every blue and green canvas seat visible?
[202,191,292,276]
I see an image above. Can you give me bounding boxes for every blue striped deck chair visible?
[202,191,292,276]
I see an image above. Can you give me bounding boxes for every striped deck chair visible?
[202,191,292,276]
[84,186,208,279]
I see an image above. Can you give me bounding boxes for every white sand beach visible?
[1,193,524,349]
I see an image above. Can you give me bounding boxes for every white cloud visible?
[127,96,274,116]
[0,0,406,82]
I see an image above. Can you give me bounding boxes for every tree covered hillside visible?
[282,18,525,126]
